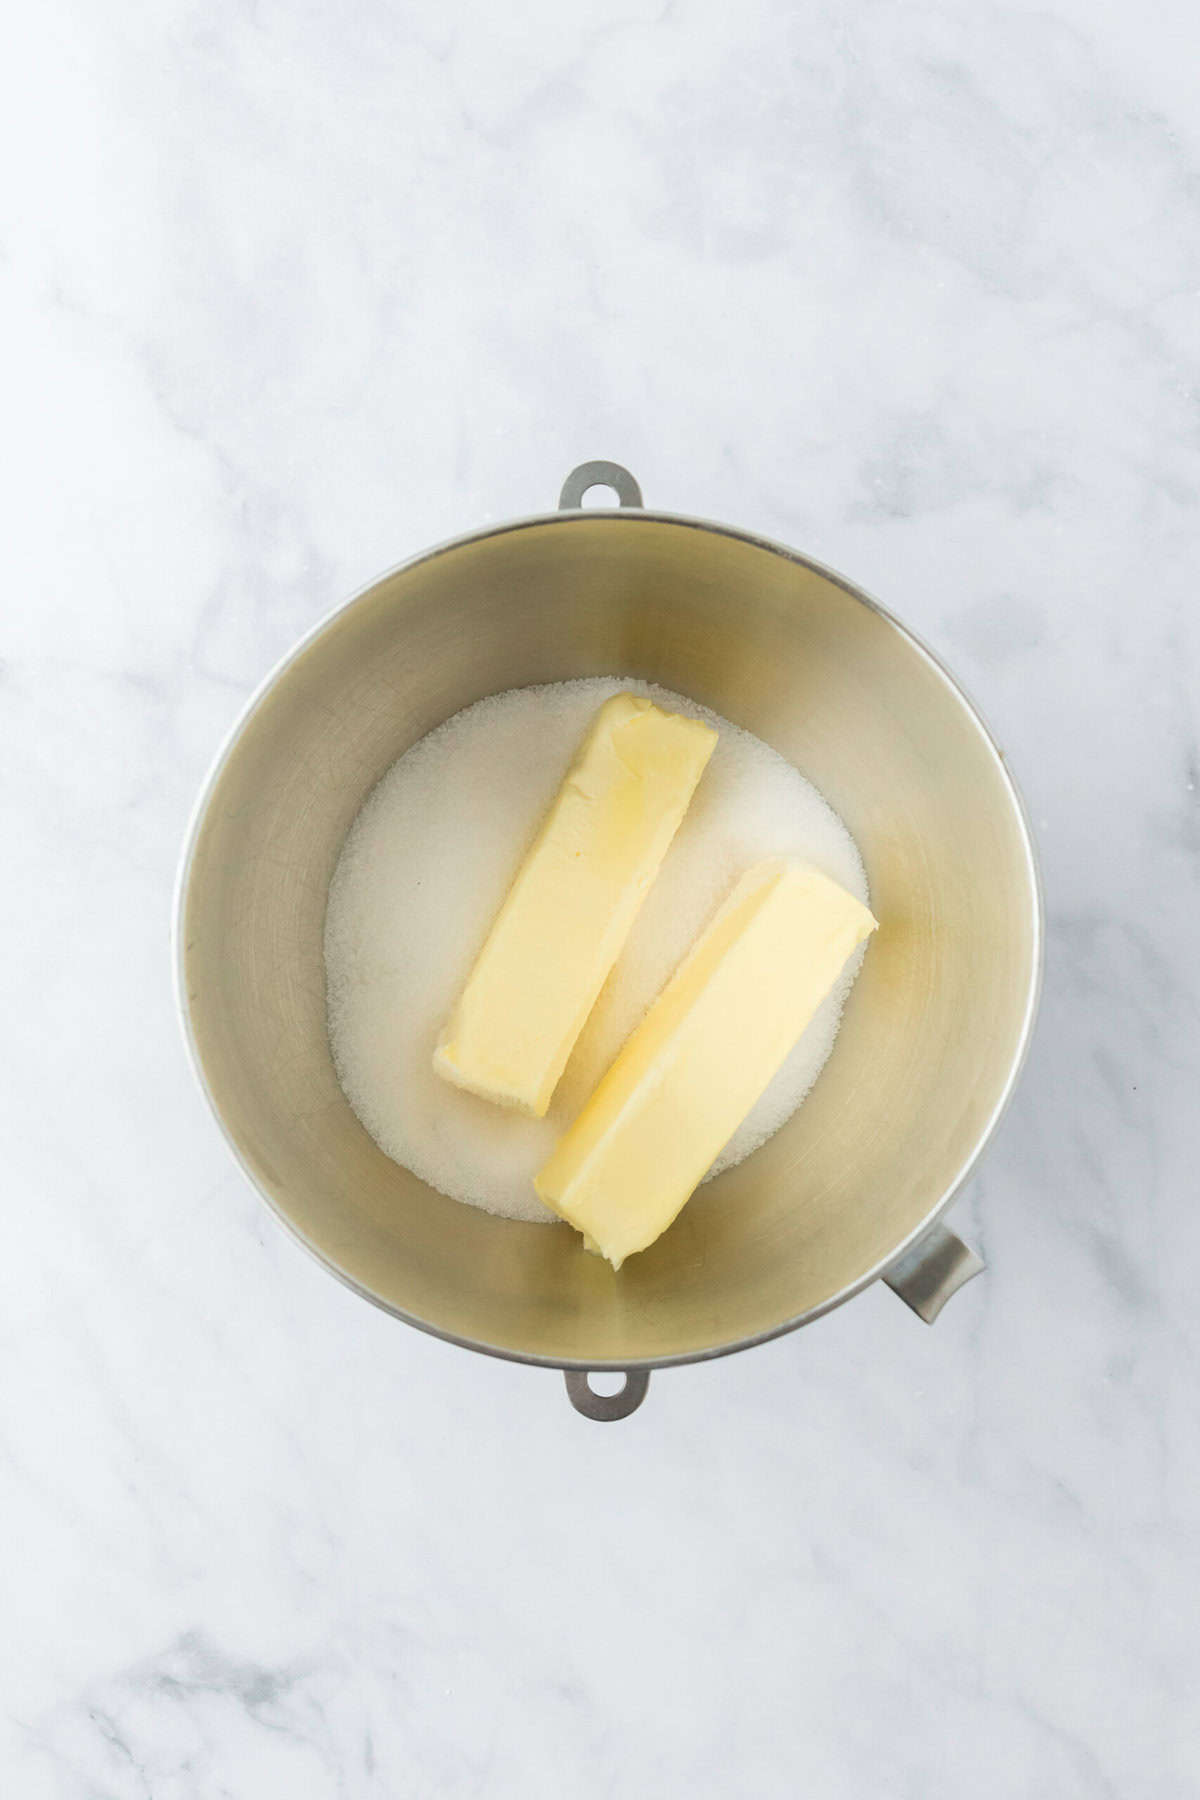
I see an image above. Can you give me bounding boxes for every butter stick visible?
[434,694,717,1117]
[534,859,877,1266]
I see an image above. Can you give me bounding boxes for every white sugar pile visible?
[324,678,870,1224]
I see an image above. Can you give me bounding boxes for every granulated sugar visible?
[324,678,870,1223]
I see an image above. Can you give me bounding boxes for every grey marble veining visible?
[2,1,1198,1794]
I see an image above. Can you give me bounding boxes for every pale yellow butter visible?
[434,694,717,1117]
[534,858,877,1266]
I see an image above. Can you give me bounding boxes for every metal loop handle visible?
[558,460,644,511]
[884,1221,984,1323]
[564,1369,650,1420]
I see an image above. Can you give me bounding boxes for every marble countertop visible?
[4,2,1198,1794]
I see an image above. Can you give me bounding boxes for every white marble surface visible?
[2,1,1198,1793]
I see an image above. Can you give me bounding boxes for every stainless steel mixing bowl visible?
[176,461,1041,1419]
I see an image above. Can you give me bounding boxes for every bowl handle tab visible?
[884,1221,984,1324]
[558,461,644,511]
[563,1369,650,1420]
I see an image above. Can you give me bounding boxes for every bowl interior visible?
[179,514,1039,1366]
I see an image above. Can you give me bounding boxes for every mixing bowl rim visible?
[173,504,1044,1371]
